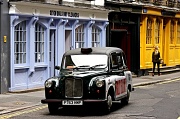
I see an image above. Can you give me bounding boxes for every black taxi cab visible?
[41,47,133,114]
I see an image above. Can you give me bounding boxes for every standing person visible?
[152,46,161,76]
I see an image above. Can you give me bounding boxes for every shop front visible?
[9,2,109,91]
[105,2,142,75]
[141,7,180,73]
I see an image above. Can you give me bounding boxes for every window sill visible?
[14,66,30,69]
[34,64,48,68]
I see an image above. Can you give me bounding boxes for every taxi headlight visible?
[96,80,104,87]
[45,80,53,88]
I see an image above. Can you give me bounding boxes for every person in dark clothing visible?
[152,46,161,76]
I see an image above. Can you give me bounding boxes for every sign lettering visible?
[62,100,83,105]
[120,7,132,12]
[74,100,81,104]
[50,10,79,18]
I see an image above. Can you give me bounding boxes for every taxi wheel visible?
[48,103,59,115]
[104,93,113,114]
[121,88,130,105]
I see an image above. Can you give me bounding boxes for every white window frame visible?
[14,21,27,64]
[92,25,101,47]
[35,23,45,63]
[75,24,85,48]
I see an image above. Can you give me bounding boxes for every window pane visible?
[35,23,45,63]
[170,21,174,44]
[146,18,152,44]
[92,26,100,47]
[14,21,26,64]
[177,23,180,44]
[75,25,84,48]
[155,19,160,44]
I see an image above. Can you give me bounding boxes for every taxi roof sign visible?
[81,48,92,54]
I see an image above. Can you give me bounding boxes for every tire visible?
[48,103,59,114]
[121,88,130,105]
[103,93,113,114]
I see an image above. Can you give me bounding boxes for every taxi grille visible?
[65,78,83,98]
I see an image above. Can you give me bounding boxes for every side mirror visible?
[55,66,60,70]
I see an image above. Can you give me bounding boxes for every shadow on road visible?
[44,102,129,117]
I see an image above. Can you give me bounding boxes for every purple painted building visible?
[8,1,109,91]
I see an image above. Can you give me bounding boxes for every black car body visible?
[41,47,133,114]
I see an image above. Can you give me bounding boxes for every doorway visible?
[110,30,131,70]
[49,30,56,77]
[65,30,72,52]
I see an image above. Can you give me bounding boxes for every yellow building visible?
[105,0,180,76]
[140,7,180,70]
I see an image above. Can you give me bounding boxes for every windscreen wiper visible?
[90,64,106,69]
[73,65,91,70]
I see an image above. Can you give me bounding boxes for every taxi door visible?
[110,52,127,99]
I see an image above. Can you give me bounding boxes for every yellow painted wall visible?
[176,13,180,18]
[140,16,146,69]
[143,8,161,16]
[140,7,180,69]
[164,19,170,66]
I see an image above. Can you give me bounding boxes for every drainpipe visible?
[0,0,10,93]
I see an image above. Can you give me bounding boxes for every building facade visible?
[8,0,109,91]
[105,1,142,75]
[105,0,180,76]
[1,0,180,93]
[141,5,180,71]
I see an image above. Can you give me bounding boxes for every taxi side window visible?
[117,53,123,68]
[111,54,118,66]
[110,53,118,70]
[122,52,127,66]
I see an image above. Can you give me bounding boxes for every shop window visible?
[177,22,180,44]
[155,19,160,44]
[170,21,175,44]
[92,26,100,47]
[35,23,45,63]
[75,24,84,48]
[146,18,152,44]
[14,21,27,64]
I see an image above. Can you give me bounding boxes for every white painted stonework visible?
[63,0,104,6]
[9,2,109,21]
[91,0,104,6]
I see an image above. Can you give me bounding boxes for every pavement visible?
[0,72,180,115]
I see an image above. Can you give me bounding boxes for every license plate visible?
[62,100,83,105]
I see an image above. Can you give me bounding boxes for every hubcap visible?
[107,95,112,109]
